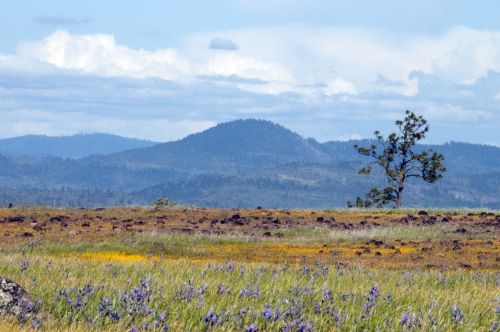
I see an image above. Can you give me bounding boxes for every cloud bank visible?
[0,25,499,145]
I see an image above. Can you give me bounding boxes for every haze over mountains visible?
[0,133,157,158]
[0,119,499,209]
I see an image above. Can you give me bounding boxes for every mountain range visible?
[0,133,157,158]
[0,119,499,208]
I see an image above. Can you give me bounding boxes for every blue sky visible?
[1,0,499,145]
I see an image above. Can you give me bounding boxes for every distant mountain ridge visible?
[0,133,157,158]
[0,119,499,208]
[106,119,330,171]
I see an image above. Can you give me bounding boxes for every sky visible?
[1,1,500,145]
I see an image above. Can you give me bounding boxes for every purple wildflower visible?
[245,324,259,332]
[452,305,464,322]
[30,317,43,330]
[400,311,411,326]
[297,321,313,332]
[19,260,30,271]
[262,307,273,321]
[203,309,218,326]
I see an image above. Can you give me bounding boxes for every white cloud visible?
[324,78,358,95]
[12,26,500,97]
[430,26,500,84]
[1,26,500,144]
[17,30,192,82]
[204,53,293,83]
[420,102,492,122]
[186,24,500,96]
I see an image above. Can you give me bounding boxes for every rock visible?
[7,216,25,223]
[49,215,71,223]
[0,277,37,320]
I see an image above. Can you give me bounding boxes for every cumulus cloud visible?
[15,26,500,97]
[17,30,192,81]
[430,26,500,84]
[208,37,239,50]
[186,25,500,96]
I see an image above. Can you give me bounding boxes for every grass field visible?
[0,207,498,331]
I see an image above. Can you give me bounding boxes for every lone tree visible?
[350,110,446,208]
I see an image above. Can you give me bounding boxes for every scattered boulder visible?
[49,215,71,223]
[0,277,37,320]
[7,216,25,223]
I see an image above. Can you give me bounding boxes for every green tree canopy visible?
[349,110,446,208]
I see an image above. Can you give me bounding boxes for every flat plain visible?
[0,207,498,331]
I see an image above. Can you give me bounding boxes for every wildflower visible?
[245,324,259,332]
[297,321,313,332]
[313,302,321,314]
[322,289,332,299]
[399,310,421,329]
[302,266,313,274]
[30,317,43,330]
[98,298,121,321]
[19,260,30,271]
[283,319,300,332]
[362,286,380,317]
[491,322,498,331]
[262,307,273,321]
[452,305,464,323]
[326,306,341,326]
[238,307,247,319]
[273,306,281,321]
[203,309,218,326]
[240,286,260,298]
[400,311,411,326]
[369,286,380,298]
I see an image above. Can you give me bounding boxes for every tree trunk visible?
[396,185,404,208]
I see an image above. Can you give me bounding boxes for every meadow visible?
[0,207,498,331]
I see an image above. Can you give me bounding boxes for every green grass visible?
[0,252,498,331]
[0,210,498,331]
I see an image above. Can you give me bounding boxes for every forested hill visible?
[0,133,157,158]
[0,119,499,208]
